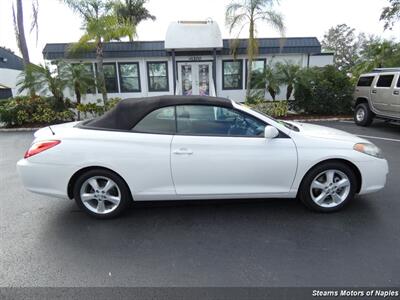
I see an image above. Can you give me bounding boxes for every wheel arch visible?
[67,166,133,200]
[297,159,362,196]
[355,97,369,107]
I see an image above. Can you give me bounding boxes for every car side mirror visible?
[264,126,279,139]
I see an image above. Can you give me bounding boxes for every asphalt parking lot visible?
[0,120,399,288]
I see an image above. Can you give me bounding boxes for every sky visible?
[0,0,398,64]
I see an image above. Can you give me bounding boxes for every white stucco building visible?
[43,20,333,102]
[0,47,24,99]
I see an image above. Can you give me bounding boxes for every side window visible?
[357,76,374,87]
[397,76,400,88]
[176,105,265,137]
[133,106,175,134]
[376,75,394,88]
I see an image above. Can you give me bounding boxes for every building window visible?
[83,64,96,94]
[147,61,169,92]
[118,62,141,92]
[222,60,243,90]
[96,63,118,93]
[246,59,266,88]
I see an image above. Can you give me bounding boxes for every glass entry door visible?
[178,62,212,96]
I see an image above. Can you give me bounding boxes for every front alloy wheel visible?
[73,169,131,218]
[309,170,351,208]
[299,162,357,212]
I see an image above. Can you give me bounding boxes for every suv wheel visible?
[354,103,373,126]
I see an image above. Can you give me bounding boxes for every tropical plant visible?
[252,64,281,101]
[349,39,400,82]
[275,61,300,100]
[293,65,353,115]
[249,101,288,117]
[380,0,400,30]
[17,63,67,110]
[12,0,39,96]
[225,0,285,100]
[12,0,39,66]
[59,62,96,120]
[63,0,134,104]
[0,96,74,127]
[113,0,155,41]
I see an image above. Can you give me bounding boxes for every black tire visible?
[298,162,357,213]
[73,169,132,219]
[354,103,373,126]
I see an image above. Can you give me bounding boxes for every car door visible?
[170,105,297,197]
[371,74,396,114]
[128,106,176,200]
[392,74,400,116]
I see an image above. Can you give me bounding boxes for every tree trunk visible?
[75,84,81,121]
[286,84,293,100]
[246,20,255,101]
[96,41,108,105]
[16,0,30,66]
[268,86,276,101]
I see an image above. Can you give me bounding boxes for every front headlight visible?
[353,143,384,158]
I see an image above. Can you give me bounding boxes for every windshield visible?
[238,103,300,132]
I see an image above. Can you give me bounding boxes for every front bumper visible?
[356,158,389,195]
[17,159,72,199]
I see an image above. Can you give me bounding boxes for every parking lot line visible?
[357,135,400,143]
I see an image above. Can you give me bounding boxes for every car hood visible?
[285,121,369,143]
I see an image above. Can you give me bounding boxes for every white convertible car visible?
[17,96,388,218]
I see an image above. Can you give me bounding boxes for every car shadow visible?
[42,196,379,249]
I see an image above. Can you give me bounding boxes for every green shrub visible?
[77,97,122,119]
[293,65,353,115]
[0,96,75,127]
[249,101,288,117]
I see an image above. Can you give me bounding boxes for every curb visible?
[0,128,40,132]
[287,117,353,122]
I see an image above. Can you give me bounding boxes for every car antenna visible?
[48,125,55,135]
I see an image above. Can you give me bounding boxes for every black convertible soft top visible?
[81,95,233,130]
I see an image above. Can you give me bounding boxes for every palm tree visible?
[253,64,280,100]
[113,0,155,41]
[59,62,95,120]
[12,0,39,96]
[63,0,134,104]
[276,61,300,100]
[225,0,285,100]
[17,63,67,109]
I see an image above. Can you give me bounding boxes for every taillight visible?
[24,140,61,159]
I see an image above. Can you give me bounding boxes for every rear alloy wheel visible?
[73,169,131,219]
[299,162,357,212]
[354,103,373,126]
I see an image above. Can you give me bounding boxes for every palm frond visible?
[30,0,39,46]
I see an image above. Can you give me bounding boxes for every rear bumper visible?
[356,158,389,195]
[17,159,71,199]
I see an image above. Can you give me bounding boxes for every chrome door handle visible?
[371,89,377,94]
[394,91,399,95]
[173,148,193,155]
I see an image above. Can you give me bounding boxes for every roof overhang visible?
[165,21,223,51]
